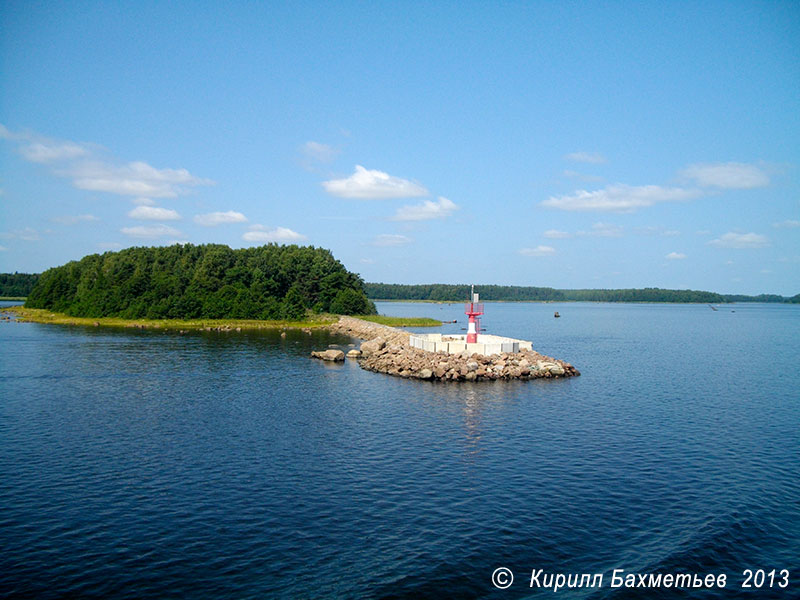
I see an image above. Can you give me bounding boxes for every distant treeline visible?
[24,244,376,319]
[8,267,799,308]
[365,283,800,304]
[0,272,40,297]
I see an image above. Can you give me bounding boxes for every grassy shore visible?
[355,315,441,327]
[5,306,337,331]
[4,306,441,331]
[0,296,26,301]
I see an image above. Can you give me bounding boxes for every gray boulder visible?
[359,337,386,357]
[311,349,345,362]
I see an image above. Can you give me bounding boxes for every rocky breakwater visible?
[328,316,410,346]
[361,344,579,381]
[315,316,579,382]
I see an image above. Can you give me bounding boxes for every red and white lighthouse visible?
[465,285,484,344]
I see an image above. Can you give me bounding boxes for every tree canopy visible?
[0,272,40,297]
[24,244,376,319]
[364,283,797,304]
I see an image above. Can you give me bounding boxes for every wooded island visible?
[21,244,376,319]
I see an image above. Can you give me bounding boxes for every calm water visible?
[1,301,798,599]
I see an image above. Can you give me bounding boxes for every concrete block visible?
[447,342,467,353]
[483,343,503,355]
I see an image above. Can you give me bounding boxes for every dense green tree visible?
[364,283,741,303]
[258,295,283,319]
[0,272,40,297]
[24,243,376,320]
[329,288,375,315]
[281,285,307,320]
[16,258,798,313]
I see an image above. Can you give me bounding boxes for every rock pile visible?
[317,316,579,382]
[328,316,410,346]
[360,344,578,381]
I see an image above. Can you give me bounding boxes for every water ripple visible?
[1,304,798,598]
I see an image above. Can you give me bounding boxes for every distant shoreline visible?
[365,283,799,304]
[370,298,798,305]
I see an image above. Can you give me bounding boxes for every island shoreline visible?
[1,306,438,332]
[4,307,579,382]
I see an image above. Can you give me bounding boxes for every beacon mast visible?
[465,285,484,344]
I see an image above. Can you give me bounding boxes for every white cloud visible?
[50,214,100,225]
[634,226,681,237]
[70,161,213,198]
[543,229,572,239]
[565,151,607,164]
[132,197,156,206]
[372,234,412,247]
[542,184,700,213]
[0,245,7,251]
[542,224,626,238]
[1,125,214,198]
[20,141,90,163]
[0,227,41,241]
[579,222,624,238]
[323,165,428,199]
[773,219,800,229]
[121,224,181,238]
[519,245,556,257]
[128,206,181,221]
[666,252,687,260]
[301,141,339,163]
[392,196,459,221]
[194,211,247,226]
[681,162,769,189]
[708,232,769,249]
[242,225,306,243]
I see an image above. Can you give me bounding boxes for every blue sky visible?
[1,1,798,295]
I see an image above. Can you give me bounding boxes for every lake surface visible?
[1,301,798,599]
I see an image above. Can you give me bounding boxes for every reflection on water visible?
[460,387,484,460]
